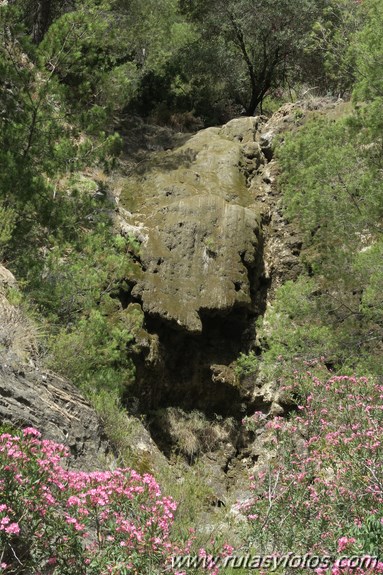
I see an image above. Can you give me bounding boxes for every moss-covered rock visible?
[119,119,262,333]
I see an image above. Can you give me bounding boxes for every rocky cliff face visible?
[115,119,266,419]
[114,111,306,420]
[0,365,111,470]
[123,118,263,334]
[113,98,341,502]
[0,266,111,470]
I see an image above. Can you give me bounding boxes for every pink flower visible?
[337,536,356,552]
[4,523,20,535]
[67,496,81,507]
[22,427,41,438]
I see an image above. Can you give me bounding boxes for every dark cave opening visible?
[127,305,255,419]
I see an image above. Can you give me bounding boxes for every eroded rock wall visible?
[114,99,342,501]
[116,118,271,418]
[120,119,263,333]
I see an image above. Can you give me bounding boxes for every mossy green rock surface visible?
[120,118,262,333]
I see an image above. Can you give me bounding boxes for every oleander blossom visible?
[0,428,199,574]
[337,536,356,553]
[244,370,383,575]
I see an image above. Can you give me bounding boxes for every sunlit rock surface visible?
[120,119,263,333]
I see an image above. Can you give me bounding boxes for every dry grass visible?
[158,407,235,461]
[0,293,39,364]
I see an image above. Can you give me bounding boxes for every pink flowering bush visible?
[0,427,186,574]
[244,369,383,574]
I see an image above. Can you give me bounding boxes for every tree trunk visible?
[246,48,282,115]
[32,0,52,44]
[246,84,263,116]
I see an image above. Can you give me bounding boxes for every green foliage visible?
[37,0,195,125]
[0,5,74,177]
[356,241,383,325]
[350,0,383,151]
[304,0,363,96]
[0,5,59,211]
[263,80,383,379]
[38,5,140,123]
[25,226,131,324]
[162,460,215,530]
[49,307,135,394]
[0,204,16,258]
[234,351,258,378]
[349,515,383,559]
[0,5,121,266]
[0,2,142,402]
[256,278,336,382]
[2,1,383,568]
[21,224,138,395]
[0,424,20,437]
[16,0,70,43]
[353,0,383,101]
[89,389,149,468]
[180,0,327,114]
[278,114,379,254]
[125,0,196,73]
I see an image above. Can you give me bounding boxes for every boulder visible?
[0,265,17,290]
[0,265,38,365]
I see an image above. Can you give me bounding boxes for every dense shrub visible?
[244,368,383,574]
[0,428,185,574]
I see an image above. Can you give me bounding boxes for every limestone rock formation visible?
[120,120,263,334]
[112,100,342,505]
[113,113,305,420]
